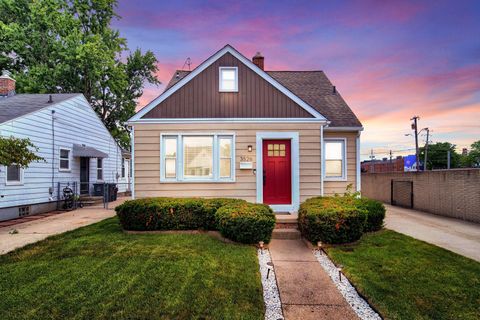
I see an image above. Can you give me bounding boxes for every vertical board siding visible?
[143,53,313,119]
[133,123,358,205]
[0,95,125,210]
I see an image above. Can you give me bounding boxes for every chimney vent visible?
[332,86,336,94]
[252,52,264,70]
[0,70,16,97]
[47,95,53,103]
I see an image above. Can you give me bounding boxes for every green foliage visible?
[0,0,160,149]
[460,140,480,168]
[355,197,386,232]
[0,136,44,167]
[215,203,276,244]
[298,197,367,244]
[419,142,461,169]
[115,197,245,230]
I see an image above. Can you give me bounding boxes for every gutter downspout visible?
[320,124,324,196]
[356,132,361,195]
[130,126,135,199]
[51,110,55,197]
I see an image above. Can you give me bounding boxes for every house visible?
[127,45,362,212]
[0,72,131,221]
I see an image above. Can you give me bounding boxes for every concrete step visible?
[275,221,298,229]
[275,214,299,223]
[272,228,301,240]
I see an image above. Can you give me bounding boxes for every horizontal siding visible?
[133,123,359,206]
[134,123,322,203]
[0,95,127,210]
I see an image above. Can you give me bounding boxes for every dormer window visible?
[219,67,238,92]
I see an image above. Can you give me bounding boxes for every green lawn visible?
[326,229,480,320]
[0,218,264,320]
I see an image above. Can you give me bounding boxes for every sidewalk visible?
[269,239,358,320]
[0,197,127,255]
[385,204,480,262]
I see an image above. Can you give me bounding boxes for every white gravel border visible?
[314,250,382,320]
[258,249,284,320]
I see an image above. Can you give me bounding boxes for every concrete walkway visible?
[385,204,480,262]
[269,239,358,320]
[0,198,127,255]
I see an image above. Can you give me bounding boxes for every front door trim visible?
[256,132,299,212]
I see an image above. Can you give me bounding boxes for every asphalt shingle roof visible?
[0,93,81,124]
[164,70,361,127]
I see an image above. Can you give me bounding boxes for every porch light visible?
[266,261,274,279]
[248,145,253,152]
[317,241,322,250]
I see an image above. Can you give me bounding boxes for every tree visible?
[0,136,44,167]
[460,140,480,168]
[419,142,461,170]
[0,0,160,149]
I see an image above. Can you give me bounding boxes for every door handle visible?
[263,170,266,186]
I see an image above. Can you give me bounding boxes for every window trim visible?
[5,165,24,186]
[219,66,238,92]
[160,133,236,183]
[58,147,72,172]
[323,138,347,181]
[97,158,104,181]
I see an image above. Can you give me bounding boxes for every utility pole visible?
[411,116,420,171]
[389,150,393,172]
[424,128,429,171]
[369,149,375,173]
[447,150,451,169]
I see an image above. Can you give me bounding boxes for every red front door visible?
[263,140,292,204]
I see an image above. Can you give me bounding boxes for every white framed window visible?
[121,158,126,178]
[160,133,235,182]
[59,148,71,171]
[324,138,347,180]
[219,67,238,92]
[97,158,103,180]
[5,165,23,185]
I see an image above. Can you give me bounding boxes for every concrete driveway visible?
[385,204,480,262]
[0,197,127,255]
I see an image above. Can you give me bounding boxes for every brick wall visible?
[362,169,480,223]
[0,77,15,96]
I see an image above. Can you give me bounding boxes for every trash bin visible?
[106,183,118,202]
[93,183,104,196]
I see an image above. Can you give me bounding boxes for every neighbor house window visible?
[6,165,23,185]
[324,139,346,180]
[121,158,126,178]
[59,148,71,171]
[161,134,235,182]
[97,159,103,180]
[219,67,238,92]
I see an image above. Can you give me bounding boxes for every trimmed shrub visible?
[298,197,367,244]
[356,198,386,232]
[215,203,276,244]
[115,197,246,231]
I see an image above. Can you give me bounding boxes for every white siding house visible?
[0,92,130,221]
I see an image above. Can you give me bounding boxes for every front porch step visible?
[272,228,301,240]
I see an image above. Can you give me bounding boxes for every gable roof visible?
[129,45,327,122]
[0,93,81,124]
[163,70,362,127]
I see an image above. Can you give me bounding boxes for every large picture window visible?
[161,134,235,182]
[324,139,346,180]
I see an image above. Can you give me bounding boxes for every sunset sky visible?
[112,0,480,160]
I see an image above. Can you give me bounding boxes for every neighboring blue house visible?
[0,72,130,221]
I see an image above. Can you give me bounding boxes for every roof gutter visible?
[127,118,330,125]
[324,126,364,132]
